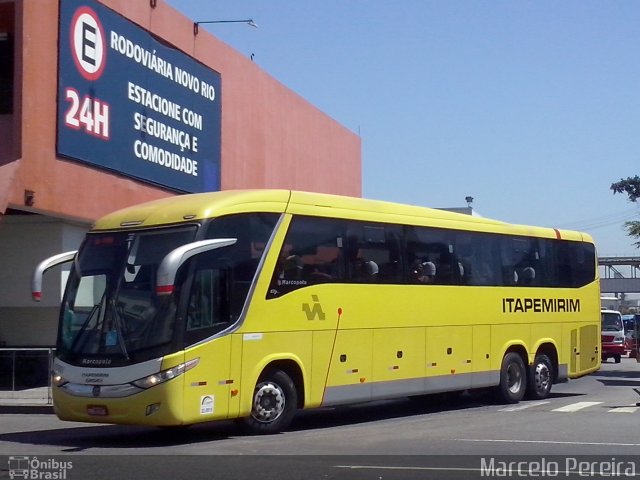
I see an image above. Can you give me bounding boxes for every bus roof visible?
[92,189,592,242]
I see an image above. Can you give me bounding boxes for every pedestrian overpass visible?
[599,256,640,294]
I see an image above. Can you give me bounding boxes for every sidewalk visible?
[0,387,53,413]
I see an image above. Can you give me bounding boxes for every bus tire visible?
[243,369,297,434]
[497,352,526,404]
[527,353,553,400]
[614,355,621,364]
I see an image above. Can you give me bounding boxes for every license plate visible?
[87,405,109,416]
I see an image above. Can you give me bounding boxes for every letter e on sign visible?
[70,6,106,81]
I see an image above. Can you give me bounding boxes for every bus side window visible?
[345,223,402,284]
[500,236,536,286]
[454,232,498,286]
[574,242,596,287]
[433,251,463,285]
[268,216,345,297]
[187,269,215,331]
[405,225,458,285]
[552,241,574,287]
[184,266,233,346]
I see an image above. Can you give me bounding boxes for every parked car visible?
[601,309,625,363]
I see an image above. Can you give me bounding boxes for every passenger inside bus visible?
[434,252,464,285]
[282,254,304,280]
[413,261,436,283]
[358,259,379,282]
[519,266,536,285]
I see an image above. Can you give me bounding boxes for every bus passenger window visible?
[500,236,537,286]
[432,252,464,285]
[572,242,596,287]
[267,216,346,298]
[184,267,233,346]
[405,225,456,285]
[454,232,499,286]
[345,222,402,284]
[351,258,379,282]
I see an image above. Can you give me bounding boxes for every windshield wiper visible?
[69,292,105,353]
[111,300,130,361]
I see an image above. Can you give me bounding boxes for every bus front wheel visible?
[497,352,526,404]
[243,369,297,434]
[527,353,553,400]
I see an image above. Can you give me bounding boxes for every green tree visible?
[611,176,640,247]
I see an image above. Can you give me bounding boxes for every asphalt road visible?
[1,357,639,479]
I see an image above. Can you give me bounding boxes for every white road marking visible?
[499,400,550,412]
[456,438,640,447]
[608,406,640,413]
[551,401,602,412]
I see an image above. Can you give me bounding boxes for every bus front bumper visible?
[52,381,184,426]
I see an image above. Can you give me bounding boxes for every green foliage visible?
[624,221,640,248]
[611,176,640,202]
[612,176,640,248]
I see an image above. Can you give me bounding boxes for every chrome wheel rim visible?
[506,362,523,394]
[251,381,285,423]
[534,362,550,394]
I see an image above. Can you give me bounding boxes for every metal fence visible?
[0,348,54,404]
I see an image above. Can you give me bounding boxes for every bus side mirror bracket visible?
[32,251,77,301]
[156,238,237,295]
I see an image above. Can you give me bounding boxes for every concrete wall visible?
[0,0,361,221]
[0,216,88,346]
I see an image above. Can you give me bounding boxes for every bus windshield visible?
[601,312,623,332]
[58,226,198,363]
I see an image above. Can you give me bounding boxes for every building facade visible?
[0,0,361,347]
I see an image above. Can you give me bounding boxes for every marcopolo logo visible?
[8,456,73,479]
[302,295,326,321]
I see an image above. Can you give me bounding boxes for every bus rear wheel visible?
[497,352,526,404]
[242,369,297,434]
[527,353,553,400]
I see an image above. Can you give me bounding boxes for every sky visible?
[168,0,640,257]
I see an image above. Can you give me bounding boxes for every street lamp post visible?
[194,19,258,35]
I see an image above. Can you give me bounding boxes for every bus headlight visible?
[614,336,625,343]
[132,358,199,390]
[52,371,67,387]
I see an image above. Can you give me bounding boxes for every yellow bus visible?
[33,189,600,433]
